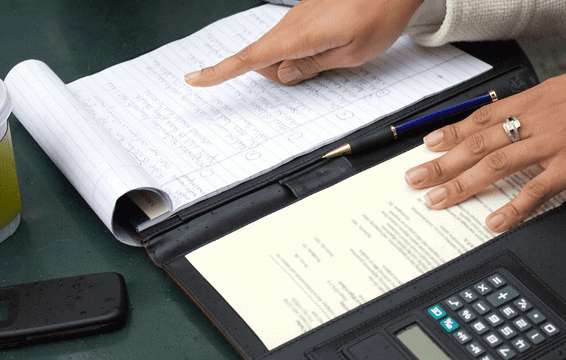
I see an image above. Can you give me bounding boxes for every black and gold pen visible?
[322,90,498,159]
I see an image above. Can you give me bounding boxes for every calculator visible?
[404,269,565,359]
[314,249,566,360]
[286,206,566,360]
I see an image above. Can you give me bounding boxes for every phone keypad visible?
[426,272,561,359]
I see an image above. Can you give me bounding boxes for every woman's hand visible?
[404,74,566,233]
[185,0,423,87]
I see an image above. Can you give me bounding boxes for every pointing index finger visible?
[185,42,264,87]
[184,15,346,88]
[184,26,313,87]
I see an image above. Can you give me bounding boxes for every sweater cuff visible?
[404,0,446,36]
[411,0,538,47]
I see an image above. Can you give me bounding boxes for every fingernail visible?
[424,187,447,207]
[487,213,506,230]
[278,66,302,84]
[424,130,443,147]
[184,70,201,83]
[405,167,428,185]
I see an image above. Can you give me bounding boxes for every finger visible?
[185,25,348,87]
[184,40,285,87]
[423,91,540,152]
[406,121,524,189]
[254,60,320,86]
[277,58,320,86]
[423,137,546,210]
[486,158,566,232]
[255,63,283,83]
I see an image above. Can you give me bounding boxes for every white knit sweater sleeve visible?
[412,0,566,47]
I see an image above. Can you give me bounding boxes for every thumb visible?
[277,59,320,86]
[277,45,366,85]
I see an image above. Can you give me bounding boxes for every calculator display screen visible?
[396,324,452,360]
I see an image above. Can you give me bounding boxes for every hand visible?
[405,74,566,233]
[185,0,424,87]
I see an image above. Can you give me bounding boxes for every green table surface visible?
[0,1,262,359]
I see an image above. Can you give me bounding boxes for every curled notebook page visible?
[5,60,170,246]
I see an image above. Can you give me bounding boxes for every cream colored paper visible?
[187,145,566,350]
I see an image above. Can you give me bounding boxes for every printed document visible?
[187,145,566,350]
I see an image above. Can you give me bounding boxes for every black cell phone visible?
[0,272,128,349]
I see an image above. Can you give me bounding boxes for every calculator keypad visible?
[427,272,562,359]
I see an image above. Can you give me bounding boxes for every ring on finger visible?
[503,116,521,142]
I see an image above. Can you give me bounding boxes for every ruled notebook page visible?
[5,4,492,244]
[67,4,491,215]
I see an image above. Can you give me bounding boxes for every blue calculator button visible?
[428,305,446,319]
[440,317,460,332]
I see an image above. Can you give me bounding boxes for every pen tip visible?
[322,144,352,159]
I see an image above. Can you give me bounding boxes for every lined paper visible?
[5,60,165,245]
[5,4,491,244]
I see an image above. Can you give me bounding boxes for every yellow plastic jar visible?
[0,79,21,243]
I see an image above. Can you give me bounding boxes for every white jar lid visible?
[0,79,12,137]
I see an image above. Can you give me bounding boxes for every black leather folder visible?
[137,40,566,360]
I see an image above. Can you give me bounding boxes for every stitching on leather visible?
[159,63,543,355]
[167,263,268,358]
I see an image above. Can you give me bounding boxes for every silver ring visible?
[503,116,521,142]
